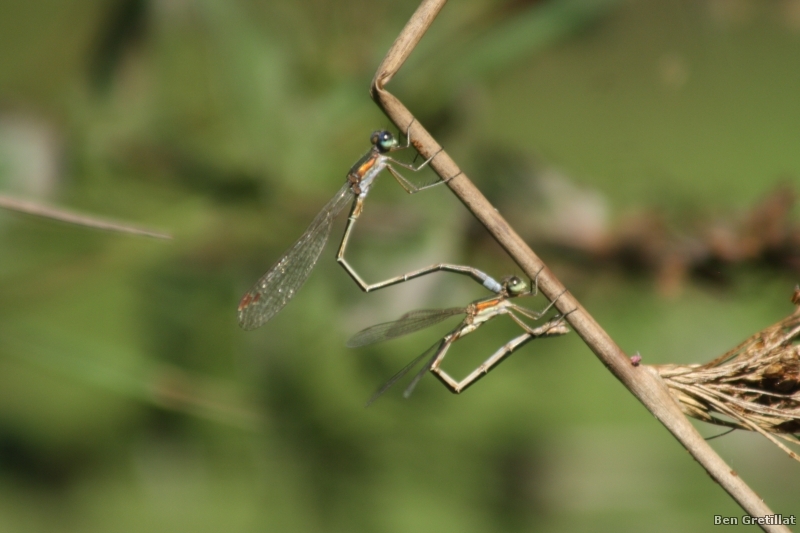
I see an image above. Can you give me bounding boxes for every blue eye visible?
[377,131,395,151]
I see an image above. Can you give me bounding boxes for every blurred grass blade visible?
[458,0,621,78]
[0,194,172,239]
[3,326,260,430]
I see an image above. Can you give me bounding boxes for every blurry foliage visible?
[0,1,798,532]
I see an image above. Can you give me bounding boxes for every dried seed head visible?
[651,288,800,462]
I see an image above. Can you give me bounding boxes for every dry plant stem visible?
[371,1,786,530]
[0,194,172,239]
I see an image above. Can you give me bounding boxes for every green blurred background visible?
[0,0,798,531]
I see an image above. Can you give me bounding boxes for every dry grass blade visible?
[653,287,800,462]
[0,194,172,239]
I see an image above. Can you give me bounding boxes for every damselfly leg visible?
[352,276,570,404]
[430,313,572,394]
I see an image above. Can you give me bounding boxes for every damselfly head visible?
[502,275,528,296]
[371,130,397,152]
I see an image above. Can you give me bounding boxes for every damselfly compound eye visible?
[501,275,526,295]
[377,131,395,152]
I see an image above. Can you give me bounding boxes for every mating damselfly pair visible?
[238,124,569,402]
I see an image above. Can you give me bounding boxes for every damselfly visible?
[238,125,500,330]
[348,275,570,404]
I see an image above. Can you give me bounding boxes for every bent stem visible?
[369,0,787,530]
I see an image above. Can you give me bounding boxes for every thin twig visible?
[370,0,787,530]
[0,194,172,240]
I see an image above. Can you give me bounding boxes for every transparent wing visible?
[346,307,464,348]
[403,344,444,399]
[238,183,354,330]
[365,339,444,406]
